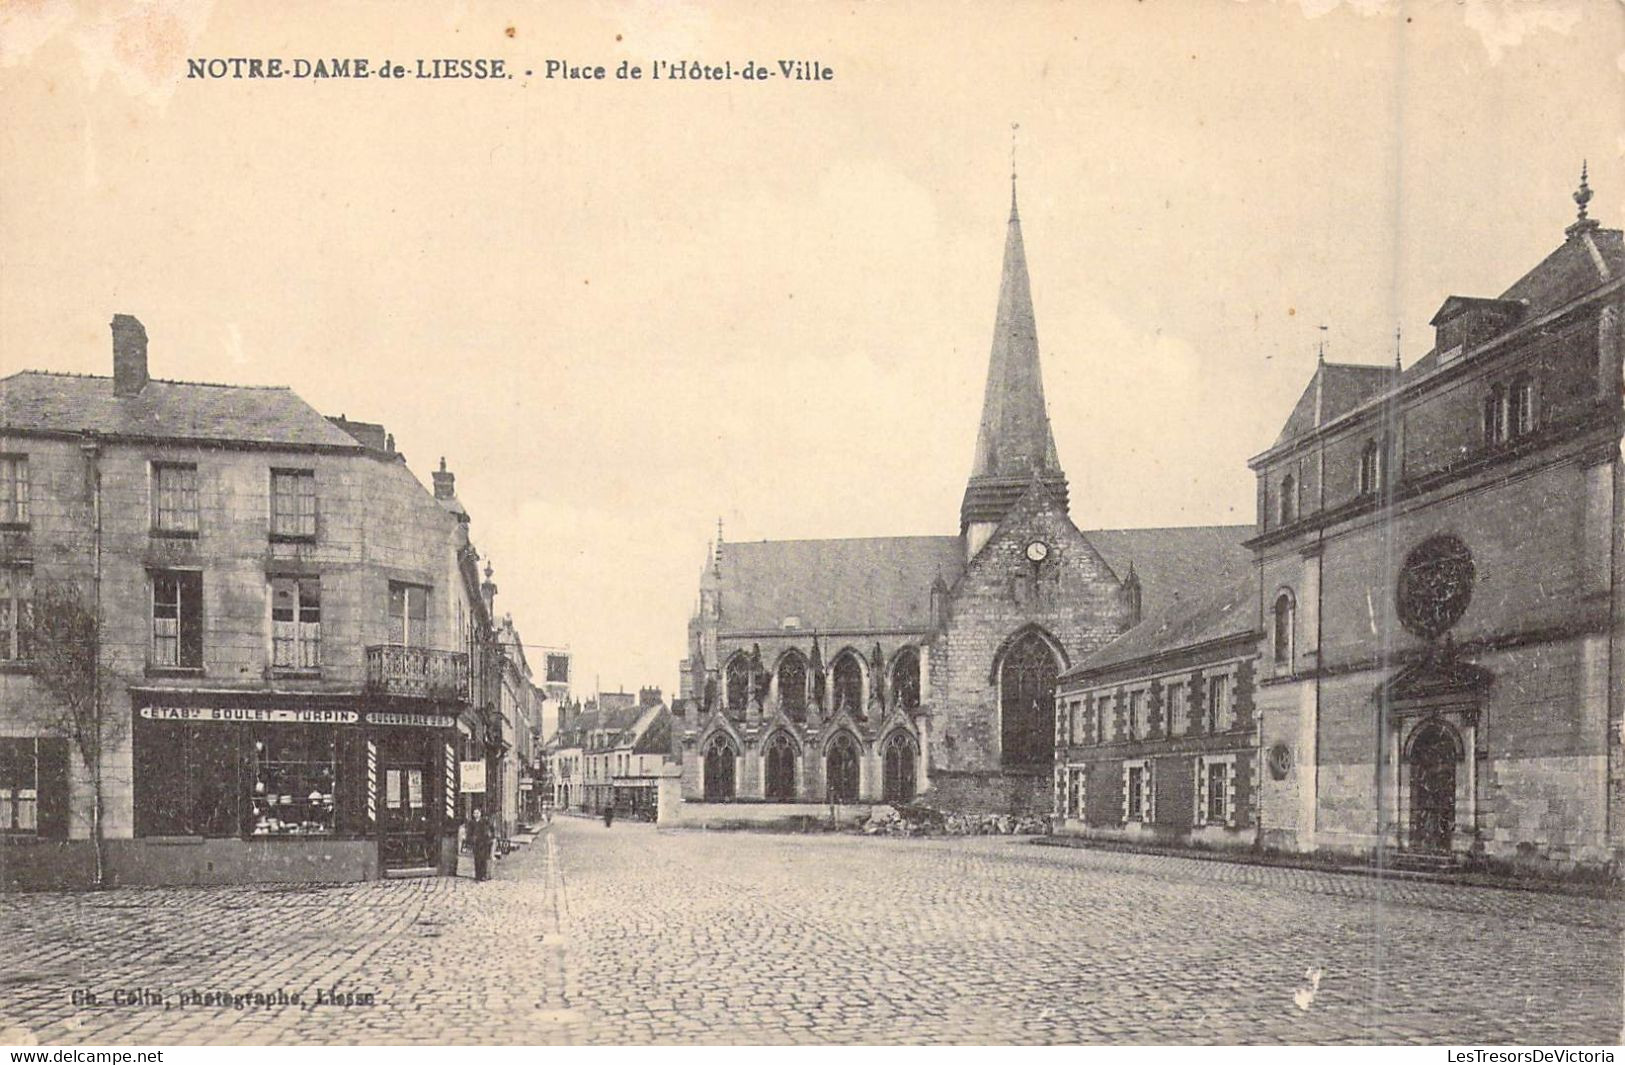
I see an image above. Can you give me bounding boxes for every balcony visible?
[365,645,470,702]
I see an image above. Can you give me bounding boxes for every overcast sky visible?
[2,0,1621,700]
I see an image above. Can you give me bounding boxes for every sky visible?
[1,0,1621,701]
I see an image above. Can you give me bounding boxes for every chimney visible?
[639,686,663,708]
[433,457,456,500]
[111,314,149,396]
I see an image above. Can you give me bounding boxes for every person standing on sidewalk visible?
[470,807,494,881]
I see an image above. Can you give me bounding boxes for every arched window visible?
[1273,592,1295,667]
[832,652,864,714]
[826,732,860,803]
[703,734,737,802]
[724,656,751,716]
[1279,474,1296,525]
[1509,375,1536,437]
[890,647,921,711]
[1000,631,1059,768]
[882,731,918,803]
[1358,439,1385,496]
[1483,385,1506,445]
[764,732,797,801]
[777,651,808,717]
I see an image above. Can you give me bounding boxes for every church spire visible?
[960,166,1069,545]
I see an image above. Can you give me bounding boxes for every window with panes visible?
[270,469,317,539]
[152,571,203,668]
[0,455,28,525]
[0,567,31,662]
[271,577,322,669]
[152,462,199,533]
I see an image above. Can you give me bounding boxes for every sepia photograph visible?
[0,0,1621,1050]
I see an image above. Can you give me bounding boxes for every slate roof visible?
[718,535,965,633]
[1066,565,1258,678]
[1272,362,1397,447]
[555,704,647,752]
[0,371,362,449]
[1077,524,1253,624]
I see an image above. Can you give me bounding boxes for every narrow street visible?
[1,819,1619,1045]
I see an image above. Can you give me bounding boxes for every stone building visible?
[0,315,508,888]
[1247,172,1623,870]
[678,186,1249,815]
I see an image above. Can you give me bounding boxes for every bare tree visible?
[29,579,123,888]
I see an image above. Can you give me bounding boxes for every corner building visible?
[678,188,1248,814]
[1248,177,1624,870]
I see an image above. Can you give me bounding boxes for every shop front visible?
[126,691,466,885]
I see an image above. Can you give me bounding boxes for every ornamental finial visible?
[1575,160,1593,221]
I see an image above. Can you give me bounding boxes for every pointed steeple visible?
[961,177,1068,542]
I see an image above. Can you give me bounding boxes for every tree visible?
[29,579,123,889]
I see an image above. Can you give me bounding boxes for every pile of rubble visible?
[859,803,1051,837]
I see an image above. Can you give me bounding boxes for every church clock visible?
[1025,540,1050,563]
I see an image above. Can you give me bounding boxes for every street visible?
[1,818,1619,1045]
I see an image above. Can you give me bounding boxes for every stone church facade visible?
[676,187,1249,815]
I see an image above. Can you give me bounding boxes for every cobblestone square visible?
[1,819,1619,1045]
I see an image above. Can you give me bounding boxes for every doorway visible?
[1408,721,1459,853]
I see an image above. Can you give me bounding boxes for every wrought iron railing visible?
[364,645,470,701]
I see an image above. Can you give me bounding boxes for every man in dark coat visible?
[469,807,494,881]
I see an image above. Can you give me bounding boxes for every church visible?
[675,183,1251,814]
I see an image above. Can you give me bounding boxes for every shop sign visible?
[519,780,533,791]
[459,760,487,793]
[140,706,360,724]
[368,712,455,729]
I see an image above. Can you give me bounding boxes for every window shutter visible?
[1145,760,1156,824]
[36,737,70,840]
[1194,756,1207,827]
[1121,762,1130,824]
[1226,760,1238,828]
[179,573,203,668]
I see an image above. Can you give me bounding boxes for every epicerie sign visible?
[140,707,361,724]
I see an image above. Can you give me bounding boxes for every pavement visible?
[0,818,1619,1045]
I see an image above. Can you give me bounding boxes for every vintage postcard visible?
[0,0,1621,1050]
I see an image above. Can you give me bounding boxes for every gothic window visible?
[881,731,917,803]
[999,631,1059,768]
[832,652,863,715]
[777,651,808,717]
[1279,474,1296,525]
[890,647,921,711]
[826,732,860,804]
[725,656,752,716]
[703,734,737,802]
[764,732,797,801]
[1273,592,1295,668]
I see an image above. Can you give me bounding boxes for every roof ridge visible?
[1081,523,1252,534]
[730,533,959,547]
[7,369,293,392]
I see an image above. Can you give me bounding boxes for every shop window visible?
[388,582,429,647]
[152,571,203,669]
[133,721,240,837]
[0,737,67,837]
[0,455,28,525]
[270,469,317,540]
[0,567,32,662]
[272,577,322,670]
[251,726,336,836]
[152,462,199,534]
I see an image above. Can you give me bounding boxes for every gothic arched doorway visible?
[703,734,737,802]
[1408,720,1459,853]
[764,732,797,801]
[882,731,917,803]
[1000,631,1059,768]
[826,733,860,803]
